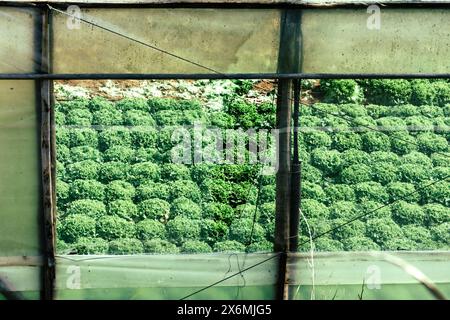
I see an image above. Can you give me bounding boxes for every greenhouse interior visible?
[0,0,449,301]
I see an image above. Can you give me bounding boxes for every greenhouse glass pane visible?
[0,80,41,257]
[52,8,281,74]
[0,80,41,301]
[0,7,39,73]
[301,9,450,74]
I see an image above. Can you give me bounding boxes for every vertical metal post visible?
[289,79,301,252]
[274,79,292,300]
[38,5,56,301]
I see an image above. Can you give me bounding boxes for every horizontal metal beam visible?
[0,73,450,80]
[3,1,450,9]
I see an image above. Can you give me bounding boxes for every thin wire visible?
[47,4,225,76]
[179,252,281,300]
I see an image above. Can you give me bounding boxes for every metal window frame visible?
[0,1,449,301]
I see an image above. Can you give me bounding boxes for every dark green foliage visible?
[342,237,380,251]
[419,180,450,206]
[107,200,138,221]
[430,223,450,245]
[105,180,135,201]
[99,161,129,183]
[160,163,191,181]
[56,179,70,207]
[69,128,98,148]
[74,237,109,254]
[423,204,450,226]
[371,162,399,185]
[130,127,158,148]
[129,162,160,185]
[301,164,323,184]
[134,147,159,163]
[143,238,180,254]
[331,219,365,241]
[170,197,202,219]
[389,132,417,155]
[310,148,342,176]
[57,145,70,163]
[66,199,106,219]
[98,127,132,151]
[87,97,113,113]
[137,199,170,222]
[108,238,144,254]
[301,199,330,219]
[299,218,329,238]
[135,182,170,201]
[213,240,246,253]
[69,146,102,163]
[210,111,235,129]
[302,131,332,150]
[416,132,448,155]
[391,201,425,225]
[389,104,419,117]
[169,180,201,202]
[340,164,372,184]
[225,97,262,129]
[363,80,412,105]
[302,182,326,202]
[332,132,362,151]
[200,219,229,245]
[66,160,100,181]
[92,105,123,126]
[341,149,370,167]
[386,182,420,203]
[203,202,235,225]
[329,201,357,219]
[59,215,96,243]
[361,131,391,152]
[136,219,166,241]
[366,218,403,247]
[103,146,135,162]
[123,110,156,126]
[166,217,201,245]
[354,182,388,203]
[181,240,212,253]
[321,80,363,104]
[69,179,105,201]
[357,201,392,221]
[402,225,434,249]
[229,218,265,244]
[398,164,430,184]
[246,240,273,253]
[96,216,135,240]
[430,152,450,167]
[410,80,437,106]
[65,108,93,126]
[433,81,450,106]
[117,98,150,112]
[324,184,356,204]
[314,238,344,252]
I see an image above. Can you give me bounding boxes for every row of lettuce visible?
[56,79,449,254]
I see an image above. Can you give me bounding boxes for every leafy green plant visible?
[181,240,213,253]
[96,216,136,240]
[108,238,144,254]
[136,219,166,241]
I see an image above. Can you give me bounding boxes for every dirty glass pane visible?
[0,81,41,256]
[55,253,278,299]
[0,7,39,73]
[52,9,280,74]
[301,9,450,74]
[0,80,41,300]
